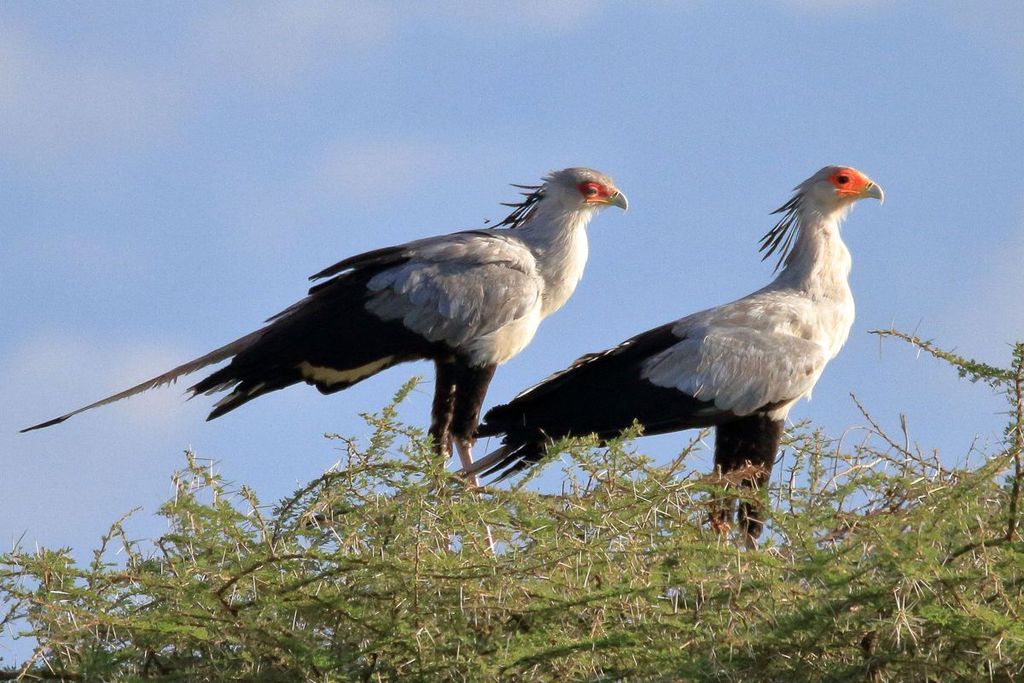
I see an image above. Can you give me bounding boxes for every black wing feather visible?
[23,249,428,430]
[308,244,408,284]
[474,324,731,478]
[192,263,439,419]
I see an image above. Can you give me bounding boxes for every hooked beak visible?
[862,181,884,204]
[606,189,628,211]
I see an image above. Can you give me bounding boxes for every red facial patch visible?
[577,181,611,202]
[828,168,871,197]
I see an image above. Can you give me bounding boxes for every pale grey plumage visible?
[470,165,883,490]
[363,168,619,368]
[641,166,881,421]
[365,233,543,364]
[643,324,827,416]
[22,165,627,470]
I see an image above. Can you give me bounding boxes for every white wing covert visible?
[642,326,828,416]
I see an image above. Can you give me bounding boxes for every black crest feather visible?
[759,195,802,272]
[494,184,544,229]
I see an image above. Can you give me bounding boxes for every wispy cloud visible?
[189,1,612,89]
[192,0,398,87]
[434,0,607,32]
[940,1,1024,98]
[777,0,887,14]
[0,26,184,168]
[192,135,475,254]
[311,138,460,204]
[0,2,617,169]
[943,209,1024,361]
[3,335,197,434]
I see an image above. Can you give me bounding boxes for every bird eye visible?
[580,182,601,197]
[836,175,850,185]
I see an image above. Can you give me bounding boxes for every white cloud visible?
[311,138,460,204]
[940,1,1024,98]
[193,0,397,87]
[942,209,1024,361]
[2,335,197,435]
[0,1,618,170]
[0,27,184,168]
[192,135,475,254]
[190,1,615,89]
[435,0,606,32]
[777,0,887,14]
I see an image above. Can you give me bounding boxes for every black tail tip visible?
[20,415,70,433]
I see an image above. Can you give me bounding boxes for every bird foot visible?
[454,437,497,553]
[455,438,481,488]
[709,511,732,536]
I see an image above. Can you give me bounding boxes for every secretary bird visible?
[466,166,882,538]
[23,167,627,480]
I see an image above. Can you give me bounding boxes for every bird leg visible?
[737,417,782,542]
[450,362,497,487]
[737,463,773,542]
[447,361,498,552]
[454,439,479,487]
[429,358,458,458]
[708,462,736,537]
[712,415,783,543]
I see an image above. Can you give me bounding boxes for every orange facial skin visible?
[578,181,613,203]
[828,167,875,198]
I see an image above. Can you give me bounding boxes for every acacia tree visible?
[2,331,1022,681]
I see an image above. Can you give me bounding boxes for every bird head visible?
[798,165,884,212]
[496,167,627,229]
[543,167,628,212]
[761,165,884,270]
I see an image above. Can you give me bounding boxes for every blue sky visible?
[2,0,1023,659]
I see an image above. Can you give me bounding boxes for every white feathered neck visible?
[511,197,598,318]
[773,203,853,300]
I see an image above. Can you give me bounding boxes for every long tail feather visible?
[459,441,542,483]
[20,329,266,432]
[459,443,512,479]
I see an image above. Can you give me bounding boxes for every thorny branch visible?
[1006,344,1024,542]
[870,327,1015,387]
[3,333,1024,681]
